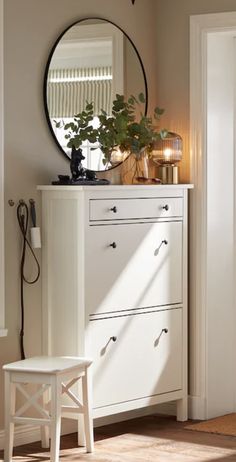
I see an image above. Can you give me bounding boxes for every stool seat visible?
[3,355,94,462]
[3,356,92,374]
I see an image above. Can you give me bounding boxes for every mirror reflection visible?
[44,18,147,171]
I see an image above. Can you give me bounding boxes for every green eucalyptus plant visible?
[54,101,97,148]
[55,93,168,166]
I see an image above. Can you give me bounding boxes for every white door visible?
[0,0,5,336]
[190,13,236,419]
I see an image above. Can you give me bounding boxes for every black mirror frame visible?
[43,17,148,168]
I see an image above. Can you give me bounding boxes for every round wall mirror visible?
[44,18,148,172]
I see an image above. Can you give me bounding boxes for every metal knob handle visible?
[162,328,168,334]
[110,242,117,249]
[162,204,169,211]
[110,206,117,213]
[110,336,117,342]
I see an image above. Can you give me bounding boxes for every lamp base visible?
[158,165,179,184]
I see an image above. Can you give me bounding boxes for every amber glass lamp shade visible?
[152,132,182,165]
[152,132,183,184]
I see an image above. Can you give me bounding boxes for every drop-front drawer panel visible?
[89,197,183,221]
[85,221,183,315]
[87,308,182,408]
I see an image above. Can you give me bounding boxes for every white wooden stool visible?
[3,356,94,462]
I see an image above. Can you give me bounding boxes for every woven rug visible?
[185,413,236,437]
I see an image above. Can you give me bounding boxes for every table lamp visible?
[152,132,182,184]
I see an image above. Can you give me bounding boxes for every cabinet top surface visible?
[38,184,193,191]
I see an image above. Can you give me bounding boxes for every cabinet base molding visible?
[93,390,183,419]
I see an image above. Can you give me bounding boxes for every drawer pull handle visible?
[110,206,117,213]
[100,336,117,356]
[110,242,117,249]
[162,328,168,334]
[154,328,169,347]
[154,239,168,256]
[162,204,169,211]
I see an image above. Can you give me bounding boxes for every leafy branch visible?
[55,94,167,166]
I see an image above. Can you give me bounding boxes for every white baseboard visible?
[0,420,77,451]
[0,402,178,450]
[188,395,206,420]
[0,424,39,450]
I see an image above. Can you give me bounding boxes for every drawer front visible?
[89,197,183,221]
[87,309,182,408]
[85,221,182,315]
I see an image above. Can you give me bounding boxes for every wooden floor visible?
[1,415,236,461]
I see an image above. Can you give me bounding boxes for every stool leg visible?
[41,386,50,448]
[4,371,16,462]
[78,415,85,447]
[82,368,94,453]
[77,378,85,447]
[50,377,61,462]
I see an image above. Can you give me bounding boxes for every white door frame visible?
[190,11,236,420]
[0,0,6,337]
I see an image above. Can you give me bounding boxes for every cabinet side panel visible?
[182,189,188,398]
[42,195,84,356]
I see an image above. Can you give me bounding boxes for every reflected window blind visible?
[47,67,112,118]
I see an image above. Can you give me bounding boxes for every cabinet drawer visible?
[89,197,183,221]
[87,309,182,408]
[85,221,182,315]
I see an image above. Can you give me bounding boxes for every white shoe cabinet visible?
[39,184,192,422]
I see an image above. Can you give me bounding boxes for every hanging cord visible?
[29,198,36,227]
[17,201,40,359]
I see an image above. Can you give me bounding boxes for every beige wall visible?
[1,0,236,433]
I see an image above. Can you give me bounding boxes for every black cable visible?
[17,201,40,360]
[30,199,36,227]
